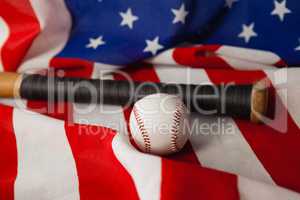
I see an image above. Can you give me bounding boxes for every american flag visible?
[0,0,300,199]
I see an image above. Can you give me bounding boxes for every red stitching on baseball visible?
[169,101,185,152]
[133,106,151,152]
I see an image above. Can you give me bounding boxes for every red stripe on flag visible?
[173,45,233,69]
[0,105,17,200]
[275,60,287,68]
[164,142,200,164]
[161,161,240,200]
[27,101,73,121]
[65,123,139,200]
[50,58,94,78]
[204,69,265,84]
[0,0,40,72]
[205,69,300,192]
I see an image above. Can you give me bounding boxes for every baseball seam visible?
[133,106,151,153]
[169,101,185,153]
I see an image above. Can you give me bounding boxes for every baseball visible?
[129,93,190,155]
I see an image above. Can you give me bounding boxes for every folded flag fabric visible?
[0,0,300,200]
[59,0,300,66]
[1,0,300,72]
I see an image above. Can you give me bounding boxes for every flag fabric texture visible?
[0,0,300,200]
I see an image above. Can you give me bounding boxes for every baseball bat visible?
[0,72,268,123]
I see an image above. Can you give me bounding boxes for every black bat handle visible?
[19,74,267,121]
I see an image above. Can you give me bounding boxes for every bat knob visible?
[250,80,269,123]
[0,72,23,98]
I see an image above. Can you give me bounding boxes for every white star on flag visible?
[143,36,164,55]
[86,36,105,49]
[171,4,189,24]
[295,39,300,51]
[120,8,139,29]
[238,23,258,43]
[225,0,239,8]
[271,0,291,22]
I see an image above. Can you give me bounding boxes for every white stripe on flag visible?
[155,66,273,183]
[217,46,281,65]
[73,73,162,200]
[238,176,300,200]
[18,0,72,72]
[92,62,122,77]
[190,116,274,184]
[13,108,80,200]
[147,48,177,65]
[0,17,9,71]
[155,66,210,85]
[0,99,28,109]
[112,132,162,200]
[219,55,277,70]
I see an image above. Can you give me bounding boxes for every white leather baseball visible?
[129,93,189,155]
